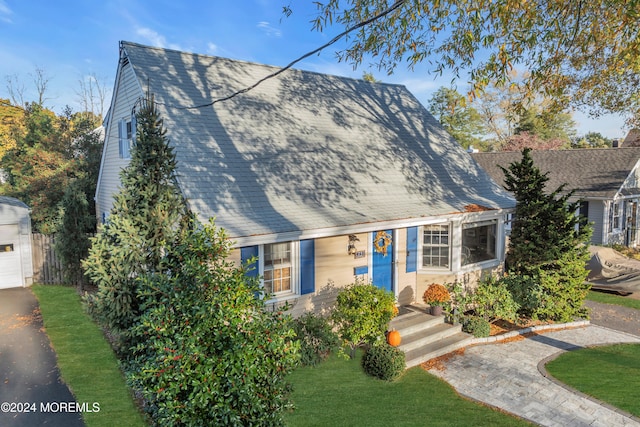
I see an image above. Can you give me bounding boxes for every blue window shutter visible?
[406,227,418,273]
[241,246,259,278]
[300,239,315,295]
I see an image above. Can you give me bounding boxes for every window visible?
[263,242,292,295]
[118,114,137,159]
[611,202,621,231]
[422,224,450,268]
[118,119,132,159]
[461,220,497,266]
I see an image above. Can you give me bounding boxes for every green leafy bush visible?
[462,316,490,338]
[471,277,520,323]
[330,279,396,358]
[127,219,300,426]
[445,281,474,323]
[361,343,406,381]
[502,274,542,318]
[532,251,591,322]
[293,312,340,366]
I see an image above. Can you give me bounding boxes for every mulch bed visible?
[489,318,552,336]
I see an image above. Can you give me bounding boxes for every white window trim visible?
[418,222,453,273]
[417,219,504,274]
[611,201,622,232]
[118,118,132,159]
[461,219,499,268]
[259,241,300,302]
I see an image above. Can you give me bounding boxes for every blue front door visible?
[372,230,393,292]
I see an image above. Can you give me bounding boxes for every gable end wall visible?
[95,61,142,221]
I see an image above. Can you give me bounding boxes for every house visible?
[621,129,640,147]
[471,148,640,248]
[0,196,34,288]
[95,41,514,315]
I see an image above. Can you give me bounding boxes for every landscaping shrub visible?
[361,343,406,381]
[471,277,520,323]
[462,316,490,337]
[293,312,340,366]
[127,219,300,426]
[533,251,591,322]
[502,274,541,318]
[331,278,396,358]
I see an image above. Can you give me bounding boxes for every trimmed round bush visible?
[361,343,406,381]
[462,316,491,338]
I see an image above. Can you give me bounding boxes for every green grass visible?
[587,290,640,310]
[546,344,640,417]
[284,352,532,426]
[32,285,147,427]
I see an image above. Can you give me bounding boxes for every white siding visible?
[620,161,640,192]
[95,61,143,222]
[0,199,33,287]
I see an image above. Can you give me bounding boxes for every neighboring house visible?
[472,148,640,248]
[95,41,514,315]
[0,196,33,288]
[622,129,640,147]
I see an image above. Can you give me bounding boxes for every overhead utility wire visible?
[164,0,406,110]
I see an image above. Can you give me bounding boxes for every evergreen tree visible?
[500,148,592,321]
[83,94,187,350]
[55,181,93,292]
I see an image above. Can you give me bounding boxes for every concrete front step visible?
[399,322,462,353]
[390,306,474,369]
[389,311,444,336]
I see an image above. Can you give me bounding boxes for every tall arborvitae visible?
[500,148,592,321]
[83,93,188,350]
[55,181,92,292]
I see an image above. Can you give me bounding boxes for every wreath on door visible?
[373,231,392,257]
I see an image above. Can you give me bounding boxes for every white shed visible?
[0,196,33,288]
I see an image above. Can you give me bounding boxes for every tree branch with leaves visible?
[303,0,640,126]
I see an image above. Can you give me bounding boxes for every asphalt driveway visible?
[0,287,84,427]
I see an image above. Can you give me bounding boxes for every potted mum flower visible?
[422,283,450,316]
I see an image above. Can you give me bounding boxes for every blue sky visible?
[0,0,627,139]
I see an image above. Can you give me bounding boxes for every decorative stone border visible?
[469,320,591,345]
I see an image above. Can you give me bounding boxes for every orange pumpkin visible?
[387,330,401,347]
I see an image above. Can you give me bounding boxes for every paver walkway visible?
[427,325,640,426]
[0,287,84,427]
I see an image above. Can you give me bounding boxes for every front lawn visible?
[284,351,532,426]
[32,285,146,427]
[545,344,640,417]
[587,290,640,310]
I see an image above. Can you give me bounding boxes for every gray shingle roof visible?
[471,148,640,198]
[0,196,29,209]
[121,41,514,239]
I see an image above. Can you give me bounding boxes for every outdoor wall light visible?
[347,234,359,255]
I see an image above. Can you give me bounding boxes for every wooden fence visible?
[31,233,65,284]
